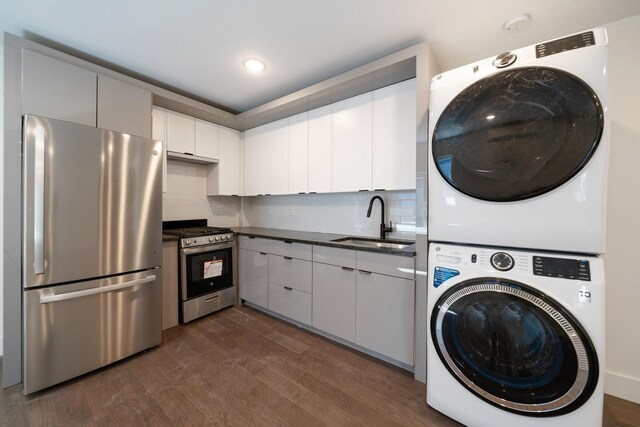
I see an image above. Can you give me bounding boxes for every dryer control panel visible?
[533,256,591,281]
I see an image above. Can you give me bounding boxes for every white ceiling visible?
[2,1,639,113]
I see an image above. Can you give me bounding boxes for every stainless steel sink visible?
[331,237,414,250]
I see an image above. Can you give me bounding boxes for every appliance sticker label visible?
[433,266,460,288]
[204,260,223,278]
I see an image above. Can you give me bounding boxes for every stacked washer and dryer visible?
[426,29,609,426]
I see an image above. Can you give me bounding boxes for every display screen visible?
[533,256,590,281]
[536,31,595,58]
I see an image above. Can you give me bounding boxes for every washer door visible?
[431,278,599,417]
[432,66,604,201]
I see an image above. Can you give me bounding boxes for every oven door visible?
[180,243,234,301]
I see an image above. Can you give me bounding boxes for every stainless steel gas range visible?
[163,220,236,323]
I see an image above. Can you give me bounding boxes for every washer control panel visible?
[533,256,591,281]
[536,31,595,58]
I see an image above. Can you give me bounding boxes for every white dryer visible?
[426,242,604,426]
[428,29,609,254]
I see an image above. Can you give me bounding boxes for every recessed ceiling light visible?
[243,58,266,73]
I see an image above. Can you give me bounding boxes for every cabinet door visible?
[312,262,356,342]
[268,283,312,325]
[356,272,414,365]
[268,255,312,293]
[161,240,179,330]
[332,92,373,192]
[239,249,268,308]
[207,125,240,196]
[97,74,152,137]
[373,79,416,191]
[307,105,332,193]
[195,118,220,159]
[243,125,268,196]
[22,49,97,126]
[152,107,168,193]
[288,112,308,194]
[267,118,289,195]
[166,110,196,154]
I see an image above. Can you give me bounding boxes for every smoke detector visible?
[503,14,531,34]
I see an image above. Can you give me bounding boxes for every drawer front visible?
[356,251,414,279]
[268,254,312,293]
[312,245,356,268]
[268,283,312,325]
[238,236,269,252]
[268,239,312,260]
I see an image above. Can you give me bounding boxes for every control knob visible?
[209,237,214,242]
[490,252,514,271]
[215,236,221,241]
[185,239,191,246]
[493,51,517,68]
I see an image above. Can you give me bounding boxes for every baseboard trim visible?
[606,370,640,404]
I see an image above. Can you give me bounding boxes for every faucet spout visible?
[367,196,393,239]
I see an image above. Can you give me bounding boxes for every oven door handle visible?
[181,242,234,255]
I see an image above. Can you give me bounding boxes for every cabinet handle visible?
[184,152,194,156]
[309,191,317,194]
[298,192,305,195]
[341,267,354,272]
[248,236,255,239]
[265,193,271,196]
[374,188,386,192]
[283,256,293,260]
[284,286,293,291]
[358,270,372,275]
[358,189,369,192]
[284,241,293,244]
[259,252,267,255]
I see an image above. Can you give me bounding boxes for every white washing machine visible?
[426,242,604,426]
[428,29,610,254]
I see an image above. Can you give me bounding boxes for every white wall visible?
[241,190,416,240]
[603,13,640,404]
[163,160,241,227]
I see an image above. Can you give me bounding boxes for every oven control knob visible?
[209,237,214,242]
[185,240,191,246]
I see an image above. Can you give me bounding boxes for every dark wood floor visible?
[1,306,639,426]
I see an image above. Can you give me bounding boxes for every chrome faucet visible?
[367,195,393,240]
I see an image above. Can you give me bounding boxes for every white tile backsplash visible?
[163,160,240,227]
[241,191,417,240]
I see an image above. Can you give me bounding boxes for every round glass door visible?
[432,67,604,201]
[431,278,599,417]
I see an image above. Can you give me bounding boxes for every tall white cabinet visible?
[307,105,333,193]
[97,74,152,138]
[373,78,417,191]
[331,92,373,192]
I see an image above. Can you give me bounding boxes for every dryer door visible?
[431,66,603,201]
[431,278,598,417]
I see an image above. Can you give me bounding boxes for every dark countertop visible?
[162,234,180,242]
[232,227,416,257]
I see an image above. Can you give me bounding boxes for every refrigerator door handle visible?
[39,275,157,304]
[34,126,46,275]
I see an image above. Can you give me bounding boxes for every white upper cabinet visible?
[166,110,196,154]
[243,119,288,196]
[97,74,152,137]
[22,49,97,126]
[195,118,220,159]
[331,92,373,192]
[307,105,332,194]
[373,79,416,191]
[288,112,308,194]
[207,125,241,196]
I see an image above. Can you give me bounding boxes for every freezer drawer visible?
[23,270,162,394]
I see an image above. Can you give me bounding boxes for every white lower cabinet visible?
[312,262,356,342]
[238,248,268,308]
[355,271,414,365]
[268,283,312,325]
[267,253,312,324]
[238,236,415,367]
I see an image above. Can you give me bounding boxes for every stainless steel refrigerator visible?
[22,115,163,394]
